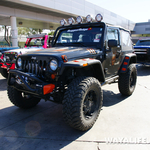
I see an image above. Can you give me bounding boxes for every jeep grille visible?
[22,59,48,77]
[5,54,16,62]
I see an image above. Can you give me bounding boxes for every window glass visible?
[136,40,150,46]
[122,31,131,46]
[120,30,132,50]
[107,29,119,41]
[28,38,44,46]
[55,27,103,47]
[57,33,73,43]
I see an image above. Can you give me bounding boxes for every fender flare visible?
[59,58,105,82]
[119,53,137,73]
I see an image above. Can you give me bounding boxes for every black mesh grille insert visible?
[22,59,48,77]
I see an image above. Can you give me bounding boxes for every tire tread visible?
[118,64,137,96]
[63,76,103,131]
[7,86,40,109]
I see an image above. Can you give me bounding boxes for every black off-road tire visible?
[7,86,41,109]
[118,64,137,96]
[1,68,8,78]
[63,77,103,131]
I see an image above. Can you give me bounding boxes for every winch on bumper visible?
[8,69,55,98]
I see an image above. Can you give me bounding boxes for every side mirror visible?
[108,40,118,47]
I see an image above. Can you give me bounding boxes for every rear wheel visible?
[1,68,8,78]
[63,77,103,131]
[118,64,137,96]
[7,86,41,109]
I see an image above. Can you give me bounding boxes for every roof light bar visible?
[95,14,103,22]
[86,15,92,23]
[60,14,104,26]
[60,19,67,26]
[76,16,83,24]
[68,17,75,25]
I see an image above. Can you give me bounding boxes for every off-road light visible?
[68,17,75,25]
[17,57,22,67]
[61,55,68,62]
[60,19,67,26]
[95,14,103,22]
[50,59,58,71]
[76,16,83,24]
[86,15,92,23]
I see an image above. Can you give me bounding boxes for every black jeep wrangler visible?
[7,14,137,131]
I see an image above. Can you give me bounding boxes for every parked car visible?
[0,46,19,75]
[1,33,51,78]
[134,39,150,65]
[7,14,137,131]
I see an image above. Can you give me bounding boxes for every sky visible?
[86,0,150,23]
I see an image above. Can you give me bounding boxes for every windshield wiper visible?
[56,43,66,46]
[78,42,87,47]
[72,42,87,47]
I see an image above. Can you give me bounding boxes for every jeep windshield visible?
[27,37,45,47]
[54,26,103,48]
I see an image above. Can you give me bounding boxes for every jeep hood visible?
[4,47,44,55]
[21,47,100,60]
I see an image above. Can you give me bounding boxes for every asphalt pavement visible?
[0,64,150,150]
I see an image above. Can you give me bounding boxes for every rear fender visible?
[119,53,137,73]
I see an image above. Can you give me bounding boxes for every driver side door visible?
[103,28,121,78]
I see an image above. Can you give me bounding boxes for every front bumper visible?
[134,49,150,64]
[8,70,55,98]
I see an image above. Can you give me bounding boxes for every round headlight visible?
[95,14,103,22]
[50,60,58,71]
[76,16,83,24]
[17,57,22,67]
[68,17,75,25]
[60,19,67,26]
[86,15,92,23]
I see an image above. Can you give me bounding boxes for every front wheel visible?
[7,86,41,109]
[63,77,103,131]
[118,64,137,96]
